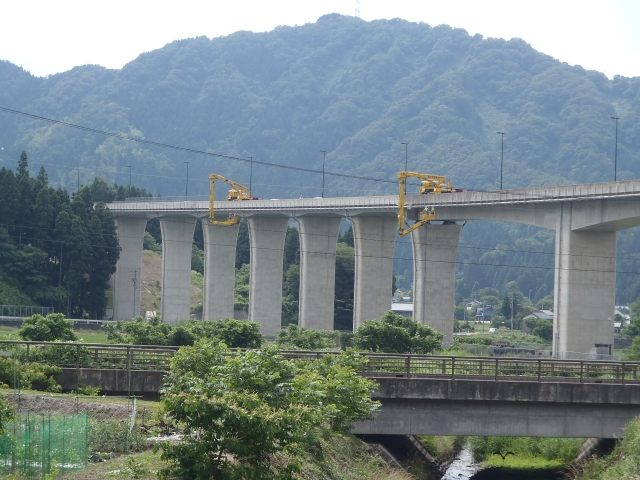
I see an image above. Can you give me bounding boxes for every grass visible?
[419,435,464,462]
[74,329,110,344]
[59,450,163,480]
[484,454,564,469]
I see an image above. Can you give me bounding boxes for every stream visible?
[441,448,480,480]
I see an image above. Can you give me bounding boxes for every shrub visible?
[353,311,444,354]
[276,324,338,350]
[18,313,77,342]
[0,358,62,392]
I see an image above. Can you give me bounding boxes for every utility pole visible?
[184,161,190,198]
[401,142,408,171]
[510,290,514,331]
[611,116,620,181]
[126,165,132,197]
[130,270,139,319]
[319,150,326,198]
[248,156,253,196]
[497,132,505,189]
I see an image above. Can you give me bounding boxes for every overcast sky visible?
[0,0,638,79]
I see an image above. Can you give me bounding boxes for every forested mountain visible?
[1,14,640,304]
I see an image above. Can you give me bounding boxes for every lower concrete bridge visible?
[7,340,635,438]
[352,377,640,438]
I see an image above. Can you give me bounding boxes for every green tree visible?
[353,311,444,354]
[160,341,378,479]
[18,313,77,342]
[334,242,355,331]
[531,319,553,341]
[276,324,337,350]
[235,219,250,268]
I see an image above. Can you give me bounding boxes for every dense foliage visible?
[2,15,640,302]
[105,316,263,348]
[353,311,444,354]
[159,341,379,479]
[0,154,121,317]
[18,313,77,342]
[276,324,339,350]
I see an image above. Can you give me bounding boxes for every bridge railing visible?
[0,341,178,371]
[0,341,638,384]
[361,354,640,384]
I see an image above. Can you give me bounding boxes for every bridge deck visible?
[106,179,640,215]
[2,340,638,385]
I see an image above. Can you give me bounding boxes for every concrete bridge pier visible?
[248,215,289,337]
[297,215,342,330]
[554,206,616,358]
[160,216,197,324]
[412,223,463,344]
[202,220,239,320]
[352,214,398,330]
[113,216,148,320]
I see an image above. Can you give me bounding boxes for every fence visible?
[1,340,639,385]
[0,412,87,478]
[0,306,54,318]
[0,393,151,478]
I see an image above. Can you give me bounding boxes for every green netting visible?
[0,412,88,478]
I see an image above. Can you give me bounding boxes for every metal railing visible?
[1,341,638,385]
[0,306,54,317]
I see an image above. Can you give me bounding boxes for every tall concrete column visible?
[202,220,239,321]
[553,204,616,358]
[352,214,397,330]
[160,216,197,324]
[248,215,289,337]
[412,223,463,344]
[113,216,148,320]
[298,215,342,330]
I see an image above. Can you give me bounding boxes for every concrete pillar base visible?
[352,214,397,331]
[412,223,462,344]
[248,215,289,337]
[160,216,197,324]
[298,215,342,330]
[554,205,616,358]
[202,220,239,321]
[113,217,148,320]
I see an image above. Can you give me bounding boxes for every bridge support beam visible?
[248,215,289,337]
[412,223,463,344]
[113,217,148,320]
[202,220,239,321]
[554,205,616,358]
[352,214,397,330]
[298,215,342,330]
[160,216,197,324]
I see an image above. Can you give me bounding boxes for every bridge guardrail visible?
[0,341,638,385]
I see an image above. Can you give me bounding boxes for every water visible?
[441,448,480,480]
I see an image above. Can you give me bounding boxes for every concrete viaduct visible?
[107,179,640,358]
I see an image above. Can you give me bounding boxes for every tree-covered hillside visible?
[1,14,639,304]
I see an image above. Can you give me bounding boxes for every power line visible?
[0,106,397,185]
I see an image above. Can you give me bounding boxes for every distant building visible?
[391,302,413,318]
[522,310,554,333]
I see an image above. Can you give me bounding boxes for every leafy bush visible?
[105,317,262,348]
[89,418,148,453]
[0,358,62,392]
[353,311,443,354]
[276,324,338,350]
[159,341,379,479]
[18,313,77,342]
